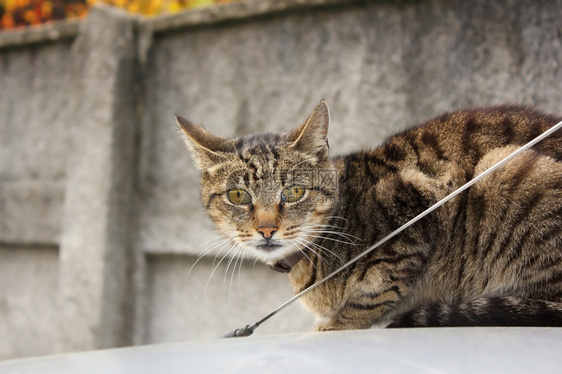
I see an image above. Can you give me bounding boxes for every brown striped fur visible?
[178,101,562,330]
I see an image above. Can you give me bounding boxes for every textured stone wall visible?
[0,38,72,359]
[1,0,561,360]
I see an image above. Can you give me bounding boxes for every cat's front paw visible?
[315,324,339,332]
[314,321,346,332]
[315,316,379,331]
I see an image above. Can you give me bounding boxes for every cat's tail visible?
[388,297,562,327]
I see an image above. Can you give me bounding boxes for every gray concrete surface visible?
[55,7,139,353]
[0,245,59,359]
[0,39,70,245]
[0,0,561,361]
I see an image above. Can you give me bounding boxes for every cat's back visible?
[385,105,562,169]
[335,105,562,202]
[333,105,562,263]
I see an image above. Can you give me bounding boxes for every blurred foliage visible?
[0,0,240,30]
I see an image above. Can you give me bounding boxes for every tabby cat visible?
[177,101,562,330]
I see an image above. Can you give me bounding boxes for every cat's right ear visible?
[176,115,236,170]
[288,100,330,159]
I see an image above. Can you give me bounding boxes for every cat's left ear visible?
[288,100,330,158]
[176,115,236,170]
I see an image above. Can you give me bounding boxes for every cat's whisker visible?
[224,243,241,292]
[324,215,350,224]
[211,238,237,268]
[200,234,229,247]
[228,244,245,302]
[237,252,244,287]
[304,223,345,229]
[289,239,319,271]
[303,229,360,244]
[300,223,362,241]
[193,236,231,259]
[230,242,247,288]
[300,224,345,231]
[297,237,346,265]
[290,239,322,270]
[188,237,232,276]
[299,223,362,242]
[205,245,237,292]
[300,225,355,241]
[228,246,240,291]
[235,245,245,289]
[293,236,341,267]
[305,233,359,246]
[317,217,353,231]
[309,220,347,228]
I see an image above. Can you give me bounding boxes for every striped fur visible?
[178,101,562,330]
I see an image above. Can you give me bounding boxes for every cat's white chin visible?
[243,240,296,266]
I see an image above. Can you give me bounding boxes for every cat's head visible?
[177,101,338,272]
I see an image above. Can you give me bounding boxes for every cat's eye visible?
[226,188,252,205]
[281,185,306,203]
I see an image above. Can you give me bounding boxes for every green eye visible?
[281,185,306,203]
[226,188,252,205]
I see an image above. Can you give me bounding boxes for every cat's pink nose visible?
[257,226,277,239]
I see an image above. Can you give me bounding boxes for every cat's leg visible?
[314,251,427,331]
[315,284,405,331]
[314,168,446,331]
[388,297,562,327]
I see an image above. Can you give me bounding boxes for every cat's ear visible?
[176,115,236,170]
[288,100,330,158]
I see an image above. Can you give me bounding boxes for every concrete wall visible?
[1,0,561,360]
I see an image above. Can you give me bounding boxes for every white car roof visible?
[2,327,562,373]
